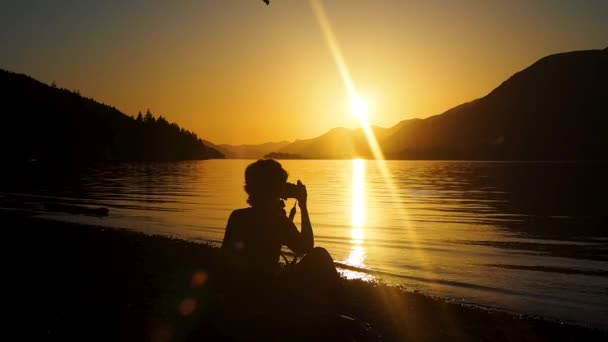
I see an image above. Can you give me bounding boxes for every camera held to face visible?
[282,182,301,199]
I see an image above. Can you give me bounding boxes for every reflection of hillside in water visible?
[413,161,607,261]
[450,162,606,239]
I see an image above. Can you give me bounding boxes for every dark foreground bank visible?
[5,213,607,341]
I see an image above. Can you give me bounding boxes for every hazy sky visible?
[1,0,606,144]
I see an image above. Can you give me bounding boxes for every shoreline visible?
[6,212,607,341]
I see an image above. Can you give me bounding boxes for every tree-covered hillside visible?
[0,69,223,163]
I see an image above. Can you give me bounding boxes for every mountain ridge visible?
[272,48,608,160]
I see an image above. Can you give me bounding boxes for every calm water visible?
[2,160,607,328]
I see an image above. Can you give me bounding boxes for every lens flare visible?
[191,270,208,288]
[178,298,197,316]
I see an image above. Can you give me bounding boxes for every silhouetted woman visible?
[221,159,340,314]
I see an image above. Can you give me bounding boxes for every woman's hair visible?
[244,159,288,206]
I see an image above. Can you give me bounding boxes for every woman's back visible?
[223,207,282,279]
[221,205,304,291]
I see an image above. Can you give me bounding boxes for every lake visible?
[1,159,607,328]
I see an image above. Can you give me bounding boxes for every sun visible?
[350,97,369,122]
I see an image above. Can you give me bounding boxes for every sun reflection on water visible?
[338,159,375,281]
[351,159,365,246]
[340,245,374,281]
[351,158,365,229]
[346,245,365,265]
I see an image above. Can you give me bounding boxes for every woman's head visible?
[244,159,288,206]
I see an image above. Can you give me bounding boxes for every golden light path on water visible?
[310,0,429,277]
[343,159,374,281]
[351,159,365,232]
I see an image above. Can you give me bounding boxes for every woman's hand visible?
[296,180,307,209]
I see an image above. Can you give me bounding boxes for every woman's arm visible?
[283,181,314,255]
[297,180,314,252]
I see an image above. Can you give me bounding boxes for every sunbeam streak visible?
[310,0,427,271]
[310,0,386,164]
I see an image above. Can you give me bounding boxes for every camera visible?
[282,182,300,199]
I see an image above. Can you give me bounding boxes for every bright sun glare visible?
[350,97,369,121]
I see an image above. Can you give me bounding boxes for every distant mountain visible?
[274,121,421,159]
[0,69,224,163]
[214,141,292,159]
[277,127,373,159]
[263,152,304,159]
[273,49,608,160]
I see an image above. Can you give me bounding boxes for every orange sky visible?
[1,1,607,144]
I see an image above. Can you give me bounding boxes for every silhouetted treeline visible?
[0,69,224,164]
